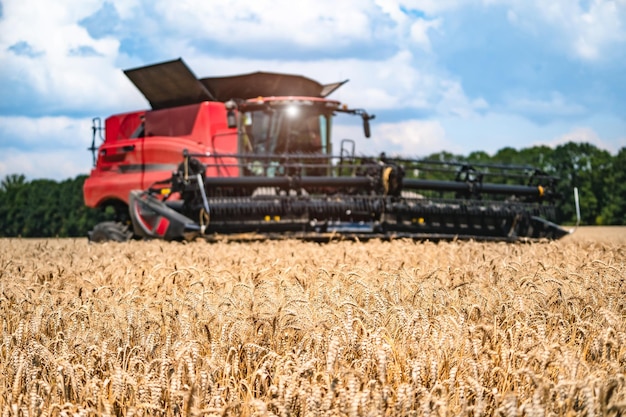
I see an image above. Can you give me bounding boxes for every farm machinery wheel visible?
[88,221,133,242]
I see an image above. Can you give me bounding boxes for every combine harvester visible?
[83,59,570,242]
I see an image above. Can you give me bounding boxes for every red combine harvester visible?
[83,58,570,242]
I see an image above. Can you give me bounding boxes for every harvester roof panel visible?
[124,59,215,110]
[200,72,348,101]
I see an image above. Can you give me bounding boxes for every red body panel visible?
[84,101,238,209]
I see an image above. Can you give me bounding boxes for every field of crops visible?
[1,227,625,416]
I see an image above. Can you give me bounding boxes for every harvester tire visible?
[88,221,133,242]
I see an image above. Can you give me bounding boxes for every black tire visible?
[88,221,133,242]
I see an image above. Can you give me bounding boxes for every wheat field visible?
[1,227,625,416]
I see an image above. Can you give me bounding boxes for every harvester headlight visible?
[286,105,299,117]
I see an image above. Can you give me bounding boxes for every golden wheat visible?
[0,229,625,416]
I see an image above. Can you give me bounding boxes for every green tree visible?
[0,174,28,236]
[467,150,492,164]
[599,147,626,225]
[1,173,26,192]
[0,174,108,237]
[547,142,613,225]
[517,145,554,171]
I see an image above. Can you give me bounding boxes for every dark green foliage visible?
[0,141,624,237]
[545,143,613,225]
[599,147,626,225]
[0,175,109,237]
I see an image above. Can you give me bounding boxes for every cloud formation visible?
[0,0,625,180]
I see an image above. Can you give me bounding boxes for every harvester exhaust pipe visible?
[225,99,238,129]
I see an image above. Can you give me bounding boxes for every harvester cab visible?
[231,98,364,168]
[84,58,571,242]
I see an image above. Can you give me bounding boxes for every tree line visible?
[0,141,624,238]
[0,174,108,238]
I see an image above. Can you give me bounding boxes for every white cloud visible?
[496,0,626,60]
[114,0,453,59]
[393,0,467,15]
[440,112,626,156]
[372,1,445,50]
[505,92,586,117]
[409,18,442,50]
[544,126,618,151]
[0,147,92,180]
[0,116,94,179]
[0,0,481,118]
[0,116,91,149]
[375,0,411,22]
[0,0,143,115]
[436,80,489,118]
[354,119,459,157]
[108,0,143,20]
[394,0,626,61]
[151,0,379,49]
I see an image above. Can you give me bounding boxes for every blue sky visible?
[1,0,625,180]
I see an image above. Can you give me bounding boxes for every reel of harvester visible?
[129,151,570,242]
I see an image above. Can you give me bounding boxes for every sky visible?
[1,0,625,181]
